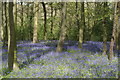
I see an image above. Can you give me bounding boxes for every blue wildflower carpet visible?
[0,40,119,78]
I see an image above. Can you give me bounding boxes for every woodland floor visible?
[0,40,119,78]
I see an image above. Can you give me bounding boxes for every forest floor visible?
[0,40,119,78]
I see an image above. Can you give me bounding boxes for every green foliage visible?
[91,19,113,41]
[3,2,114,41]
[1,68,10,76]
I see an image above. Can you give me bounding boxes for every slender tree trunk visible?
[86,3,92,41]
[26,3,29,40]
[57,5,63,39]
[118,2,120,50]
[8,2,15,71]
[20,2,24,40]
[102,2,107,55]
[116,2,120,50]
[3,2,8,46]
[108,2,118,60]
[118,31,120,50]
[79,2,85,48]
[42,2,47,40]
[29,3,34,41]
[13,1,19,70]
[33,2,39,43]
[87,2,90,41]
[56,2,67,52]
[50,3,54,39]
[1,2,4,41]
[76,1,79,40]
[91,3,96,41]
[83,3,86,42]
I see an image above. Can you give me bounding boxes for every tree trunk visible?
[26,3,29,40]
[13,1,19,71]
[76,1,79,40]
[87,2,90,41]
[33,2,39,43]
[118,32,120,50]
[29,3,34,41]
[56,2,67,52]
[0,2,3,41]
[50,3,54,39]
[79,2,85,48]
[42,2,47,40]
[102,2,107,55]
[117,2,120,50]
[57,4,63,40]
[3,2,8,46]
[108,2,118,60]
[20,2,24,40]
[86,3,93,41]
[8,2,15,71]
[118,2,120,50]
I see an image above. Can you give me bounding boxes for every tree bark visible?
[50,3,54,39]
[33,2,39,43]
[79,2,85,48]
[118,2,120,50]
[8,2,15,71]
[26,3,30,40]
[20,2,24,40]
[102,2,108,55]
[117,2,120,50]
[57,4,63,39]
[76,1,79,40]
[109,2,118,60]
[56,2,67,52]
[29,3,34,41]
[3,2,8,46]
[87,3,95,41]
[42,2,47,40]
[13,1,19,71]
[0,2,3,41]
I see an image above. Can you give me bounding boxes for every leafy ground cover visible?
[0,40,119,78]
